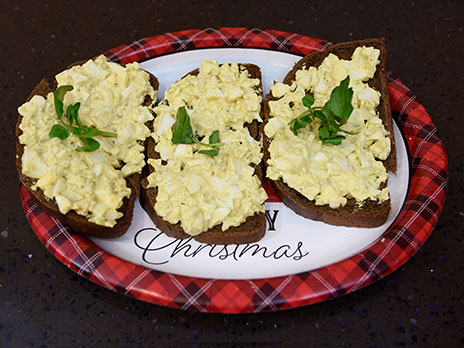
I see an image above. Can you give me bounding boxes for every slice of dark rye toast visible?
[16,60,159,238]
[261,38,397,228]
[141,63,267,245]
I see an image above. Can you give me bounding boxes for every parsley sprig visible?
[171,106,223,156]
[288,76,355,145]
[49,85,117,152]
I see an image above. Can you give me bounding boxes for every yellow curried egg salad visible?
[147,60,268,236]
[18,55,156,227]
[264,46,391,209]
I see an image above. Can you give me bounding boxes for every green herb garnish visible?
[171,107,223,156]
[49,85,117,152]
[288,76,355,145]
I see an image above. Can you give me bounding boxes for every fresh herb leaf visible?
[209,130,220,144]
[288,76,354,145]
[49,85,117,152]
[326,76,353,121]
[76,137,100,152]
[198,148,219,156]
[313,109,326,121]
[171,107,195,144]
[288,113,313,136]
[302,95,315,108]
[94,130,117,137]
[170,106,223,156]
[70,126,87,135]
[318,124,330,139]
[84,128,98,138]
[321,134,345,145]
[53,85,73,120]
[66,102,81,126]
[49,124,70,139]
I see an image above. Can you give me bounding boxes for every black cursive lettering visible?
[133,227,310,265]
[170,236,195,257]
[239,243,273,258]
[134,228,177,265]
[292,241,310,260]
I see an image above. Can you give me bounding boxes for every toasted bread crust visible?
[16,61,159,238]
[262,39,396,228]
[141,63,266,244]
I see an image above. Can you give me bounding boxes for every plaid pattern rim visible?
[19,27,448,313]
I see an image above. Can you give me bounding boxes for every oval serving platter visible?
[19,27,448,313]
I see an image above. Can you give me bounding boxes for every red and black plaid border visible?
[19,28,448,313]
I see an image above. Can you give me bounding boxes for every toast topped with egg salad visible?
[16,56,158,238]
[141,60,268,244]
[262,38,397,227]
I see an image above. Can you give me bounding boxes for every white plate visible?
[90,48,409,280]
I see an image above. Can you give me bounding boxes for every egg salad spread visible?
[147,60,268,236]
[18,56,156,227]
[264,47,391,209]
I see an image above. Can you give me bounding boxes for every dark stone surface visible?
[1,0,462,347]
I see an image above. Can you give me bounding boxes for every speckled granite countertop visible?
[1,1,462,347]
